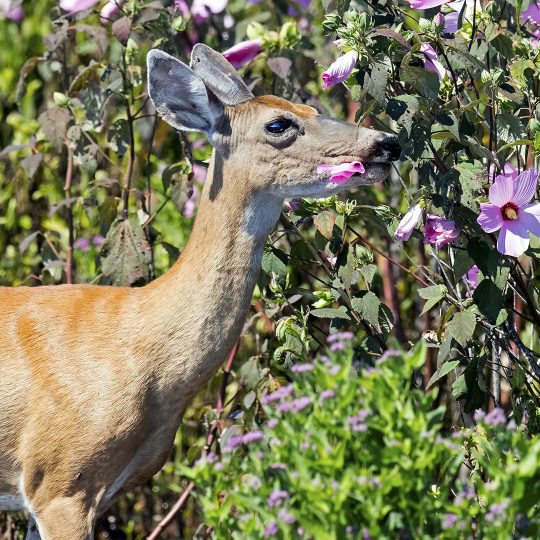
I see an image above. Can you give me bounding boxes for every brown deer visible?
[0,44,400,539]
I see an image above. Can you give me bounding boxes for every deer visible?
[0,44,400,539]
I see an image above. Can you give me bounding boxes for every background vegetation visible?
[1,0,540,538]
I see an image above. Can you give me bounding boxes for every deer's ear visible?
[147,49,223,133]
[190,43,254,106]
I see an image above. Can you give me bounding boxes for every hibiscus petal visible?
[511,169,538,207]
[222,39,262,68]
[321,50,358,90]
[395,204,423,241]
[497,222,530,257]
[477,203,503,233]
[521,203,540,238]
[406,0,448,8]
[317,161,365,183]
[488,175,513,206]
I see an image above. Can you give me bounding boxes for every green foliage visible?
[184,342,540,539]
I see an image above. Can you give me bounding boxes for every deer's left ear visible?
[147,49,223,134]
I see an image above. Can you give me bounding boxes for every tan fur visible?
[0,87,397,539]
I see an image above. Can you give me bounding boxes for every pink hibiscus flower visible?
[395,203,423,241]
[424,215,460,246]
[405,0,449,8]
[222,39,262,68]
[477,169,540,257]
[321,50,358,90]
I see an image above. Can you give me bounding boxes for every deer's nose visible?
[376,135,401,162]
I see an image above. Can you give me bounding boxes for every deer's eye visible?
[265,118,294,134]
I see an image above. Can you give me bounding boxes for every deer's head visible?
[147,45,400,200]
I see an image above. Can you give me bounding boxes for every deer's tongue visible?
[317,161,365,184]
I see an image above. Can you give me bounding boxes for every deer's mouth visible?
[358,162,392,184]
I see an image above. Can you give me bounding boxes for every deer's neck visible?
[140,153,281,398]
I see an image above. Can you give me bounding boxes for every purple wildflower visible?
[74,238,90,252]
[291,362,314,373]
[278,509,295,524]
[271,462,288,470]
[330,342,346,352]
[267,490,290,508]
[327,331,354,342]
[474,409,486,422]
[92,235,105,246]
[267,418,278,429]
[291,396,311,412]
[225,434,244,451]
[320,389,335,401]
[442,513,459,529]
[485,407,506,426]
[263,522,279,538]
[277,401,294,413]
[262,384,294,404]
[242,431,264,444]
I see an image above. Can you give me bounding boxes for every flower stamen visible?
[501,202,519,221]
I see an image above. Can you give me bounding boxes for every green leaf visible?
[418,284,447,315]
[447,310,476,347]
[400,65,440,101]
[451,356,487,412]
[107,118,129,156]
[310,307,351,320]
[351,291,381,326]
[100,218,152,286]
[473,279,504,322]
[322,0,350,14]
[426,359,460,390]
[386,95,419,135]
[262,247,289,278]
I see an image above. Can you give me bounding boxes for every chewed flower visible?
[477,169,540,257]
[321,50,359,89]
[423,215,460,247]
[395,203,423,241]
[317,161,365,184]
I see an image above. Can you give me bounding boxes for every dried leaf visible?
[100,218,152,286]
[112,16,131,46]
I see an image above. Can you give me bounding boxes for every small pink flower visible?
[420,43,449,80]
[405,0,449,8]
[395,203,423,241]
[59,0,100,13]
[321,50,358,90]
[477,169,540,257]
[100,0,122,23]
[424,215,460,247]
[222,38,262,68]
[317,161,365,184]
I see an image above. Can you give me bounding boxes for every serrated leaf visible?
[262,248,288,278]
[447,310,476,347]
[100,218,152,286]
[351,291,381,326]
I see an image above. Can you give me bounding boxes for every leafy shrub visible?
[183,337,540,539]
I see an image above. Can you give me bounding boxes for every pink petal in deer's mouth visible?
[317,161,366,184]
